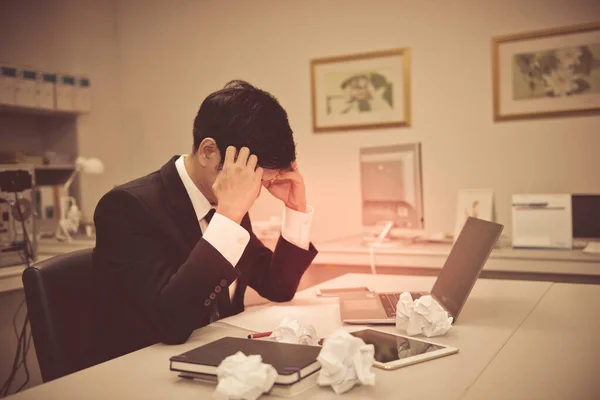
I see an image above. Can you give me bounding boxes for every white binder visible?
[15,69,38,107]
[36,73,57,109]
[0,66,17,105]
[56,74,76,111]
[74,76,91,112]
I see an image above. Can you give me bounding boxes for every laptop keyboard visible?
[379,293,401,318]
[379,292,425,318]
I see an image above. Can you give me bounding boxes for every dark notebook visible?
[169,337,322,385]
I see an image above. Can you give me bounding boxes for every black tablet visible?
[350,328,458,370]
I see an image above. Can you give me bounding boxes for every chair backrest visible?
[22,248,96,382]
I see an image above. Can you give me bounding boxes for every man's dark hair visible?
[192,80,296,170]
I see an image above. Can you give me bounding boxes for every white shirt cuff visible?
[203,213,250,267]
[281,205,313,250]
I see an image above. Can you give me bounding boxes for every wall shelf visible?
[0,103,84,118]
[34,164,75,171]
[0,164,75,186]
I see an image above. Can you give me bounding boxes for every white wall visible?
[0,0,125,394]
[3,0,597,238]
[116,0,600,242]
[0,0,132,219]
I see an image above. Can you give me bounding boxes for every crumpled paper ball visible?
[212,352,277,400]
[269,317,317,346]
[395,292,453,337]
[316,328,376,394]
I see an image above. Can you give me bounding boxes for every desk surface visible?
[0,239,95,293]
[314,235,600,277]
[462,282,600,400]
[0,254,54,293]
[4,236,599,295]
[221,274,553,400]
[10,273,582,400]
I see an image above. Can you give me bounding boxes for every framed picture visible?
[310,48,411,132]
[454,189,494,241]
[492,22,600,121]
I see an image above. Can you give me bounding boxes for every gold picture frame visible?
[310,48,411,132]
[492,21,600,121]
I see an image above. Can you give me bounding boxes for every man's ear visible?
[196,138,220,167]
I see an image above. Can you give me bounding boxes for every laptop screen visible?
[430,217,503,320]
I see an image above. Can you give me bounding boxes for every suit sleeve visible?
[92,188,240,344]
[242,215,318,302]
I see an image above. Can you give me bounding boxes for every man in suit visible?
[91,80,317,363]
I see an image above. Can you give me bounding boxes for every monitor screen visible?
[572,195,600,239]
[431,217,503,320]
[359,143,424,229]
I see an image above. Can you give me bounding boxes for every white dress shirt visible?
[174,155,313,300]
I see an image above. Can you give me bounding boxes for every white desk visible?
[4,235,598,295]
[462,282,600,400]
[8,273,559,400]
[0,239,95,293]
[0,255,53,293]
[220,274,553,400]
[313,235,600,277]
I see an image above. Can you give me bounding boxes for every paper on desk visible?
[317,328,376,394]
[395,293,453,337]
[269,317,317,345]
[213,352,277,400]
[394,292,414,332]
[219,299,342,338]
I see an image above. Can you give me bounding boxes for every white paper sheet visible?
[218,297,343,338]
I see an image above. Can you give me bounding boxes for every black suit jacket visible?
[91,156,317,363]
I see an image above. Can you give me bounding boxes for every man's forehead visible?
[262,165,293,175]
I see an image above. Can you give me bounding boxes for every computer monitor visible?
[572,195,600,240]
[359,143,424,231]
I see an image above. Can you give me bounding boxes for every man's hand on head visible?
[213,146,263,224]
[263,161,307,213]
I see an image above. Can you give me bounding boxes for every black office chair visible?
[22,248,97,382]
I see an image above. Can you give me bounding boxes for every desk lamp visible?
[55,156,104,242]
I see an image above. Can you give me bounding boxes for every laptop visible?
[339,217,504,324]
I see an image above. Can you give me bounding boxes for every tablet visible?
[349,328,458,370]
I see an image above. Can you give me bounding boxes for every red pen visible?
[247,331,272,339]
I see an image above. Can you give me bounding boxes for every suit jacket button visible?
[209,292,216,300]
[215,286,222,293]
[220,279,228,287]
[204,299,211,306]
